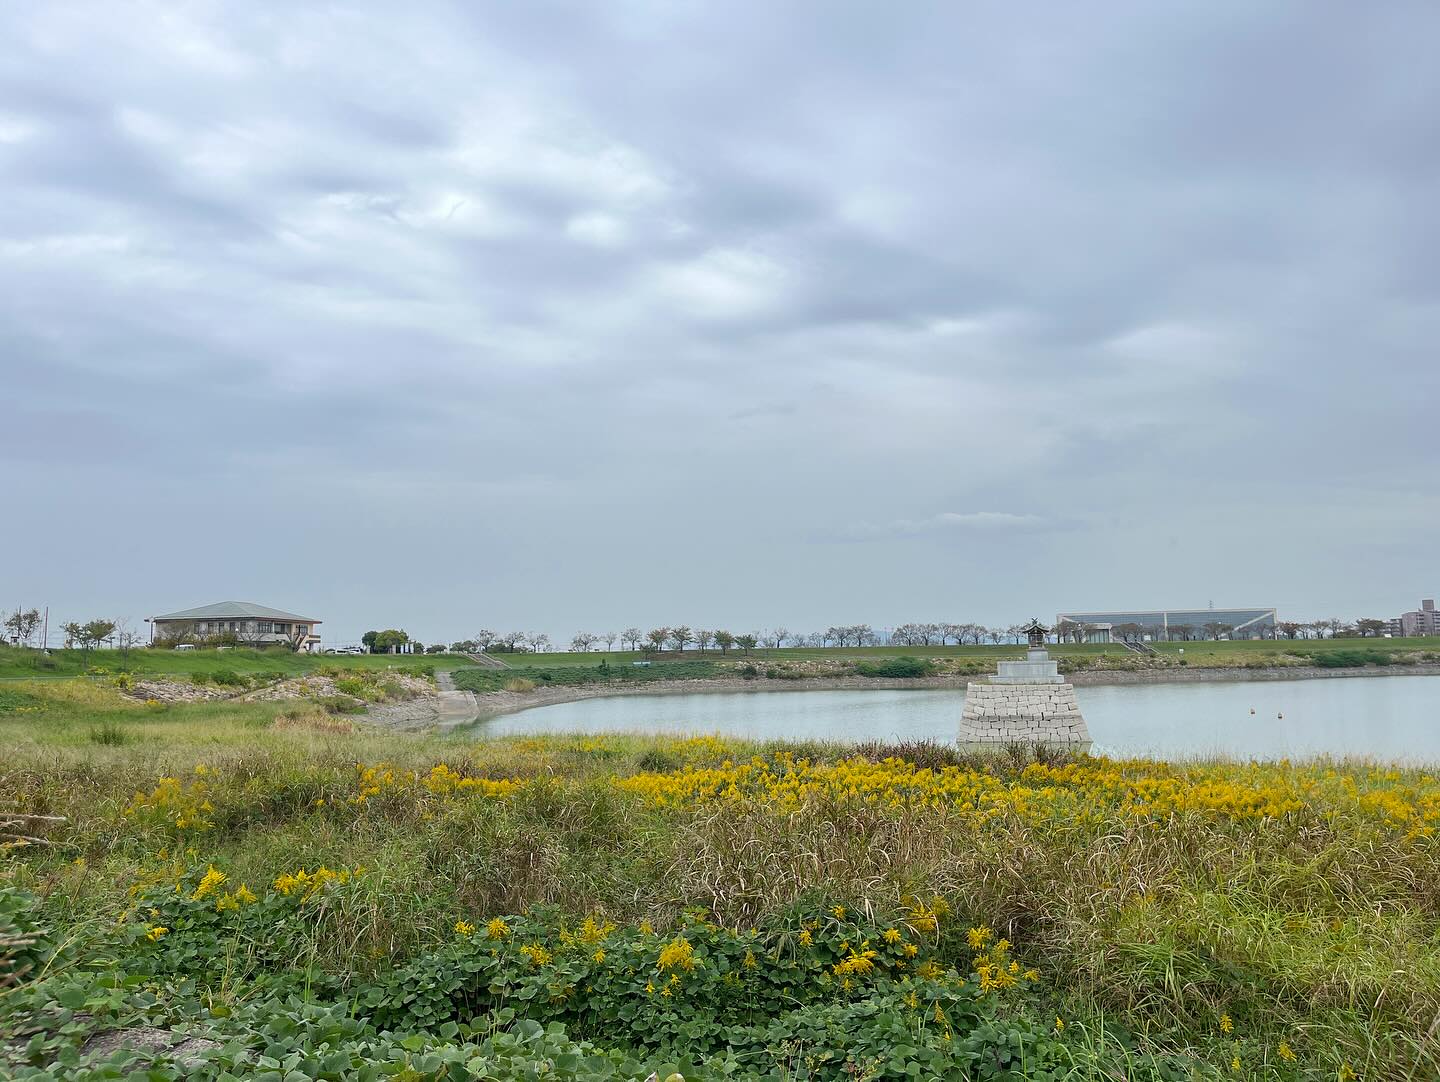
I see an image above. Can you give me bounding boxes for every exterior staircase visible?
[464,652,510,669]
[1117,639,1157,655]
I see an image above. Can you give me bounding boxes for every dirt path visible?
[363,670,478,732]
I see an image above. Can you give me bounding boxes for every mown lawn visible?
[3,681,1438,1079]
[0,643,468,681]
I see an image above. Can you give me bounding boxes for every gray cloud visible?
[3,1,1438,640]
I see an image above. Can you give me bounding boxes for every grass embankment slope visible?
[4,681,1438,1080]
[0,643,469,681]
[482,637,1440,670]
[452,638,1440,696]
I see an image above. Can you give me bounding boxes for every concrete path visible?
[433,670,480,728]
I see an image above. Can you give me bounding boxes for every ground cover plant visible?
[3,682,1438,1079]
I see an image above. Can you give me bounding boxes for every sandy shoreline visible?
[362,663,1440,730]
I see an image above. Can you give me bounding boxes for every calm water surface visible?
[472,675,1440,760]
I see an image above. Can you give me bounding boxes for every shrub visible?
[87,719,128,746]
[503,677,537,693]
[637,749,681,773]
[765,666,806,680]
[189,672,209,686]
[854,656,935,678]
[209,669,244,688]
[334,676,372,698]
[1310,649,1395,668]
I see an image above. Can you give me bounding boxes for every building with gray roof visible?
[149,601,322,651]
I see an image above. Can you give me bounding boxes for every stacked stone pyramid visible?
[958,625,1091,751]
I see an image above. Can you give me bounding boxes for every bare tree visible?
[570,632,598,652]
[601,631,618,652]
[113,621,145,662]
[621,627,644,652]
[529,633,551,654]
[763,627,789,651]
[695,629,714,653]
[474,629,498,652]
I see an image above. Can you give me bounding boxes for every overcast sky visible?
[4,2,1437,645]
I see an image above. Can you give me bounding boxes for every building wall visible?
[1055,608,1277,641]
[1398,602,1440,637]
[153,618,312,645]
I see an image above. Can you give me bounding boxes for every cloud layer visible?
[3,2,1438,640]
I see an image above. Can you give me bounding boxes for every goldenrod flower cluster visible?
[273,865,360,900]
[350,762,523,804]
[614,752,1440,833]
[124,776,215,831]
[657,935,698,973]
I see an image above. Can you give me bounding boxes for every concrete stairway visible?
[1117,639,1157,655]
[464,652,510,669]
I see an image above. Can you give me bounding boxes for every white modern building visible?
[1055,607,1278,643]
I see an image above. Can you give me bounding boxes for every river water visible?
[470,675,1440,761]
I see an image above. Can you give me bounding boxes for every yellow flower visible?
[902,942,918,958]
[234,884,257,905]
[882,928,902,944]
[454,920,475,937]
[191,865,227,901]
[592,949,605,963]
[966,926,993,950]
[145,925,169,942]
[518,943,552,966]
[657,935,697,973]
[645,980,655,994]
[485,917,510,940]
[1231,1055,1241,1072]
[1054,1016,1064,1033]
[215,892,239,912]
[1220,1013,1233,1034]
[639,919,654,935]
[798,929,813,947]
[743,949,757,969]
[1277,1042,1296,1063]
[1338,1065,1356,1082]
[831,905,846,920]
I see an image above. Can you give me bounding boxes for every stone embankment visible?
[958,682,1089,746]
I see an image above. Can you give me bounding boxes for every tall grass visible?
[5,682,1440,1075]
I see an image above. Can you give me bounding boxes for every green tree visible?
[361,630,379,653]
[714,630,735,654]
[734,633,758,655]
[62,619,116,654]
[373,629,410,654]
[3,608,40,648]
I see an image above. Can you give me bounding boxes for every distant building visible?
[1391,599,1439,638]
[1054,607,1277,643]
[150,601,322,651]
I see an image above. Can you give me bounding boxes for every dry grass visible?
[5,684,1440,1075]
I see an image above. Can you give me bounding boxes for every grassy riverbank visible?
[0,643,463,681]
[4,681,1439,1079]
